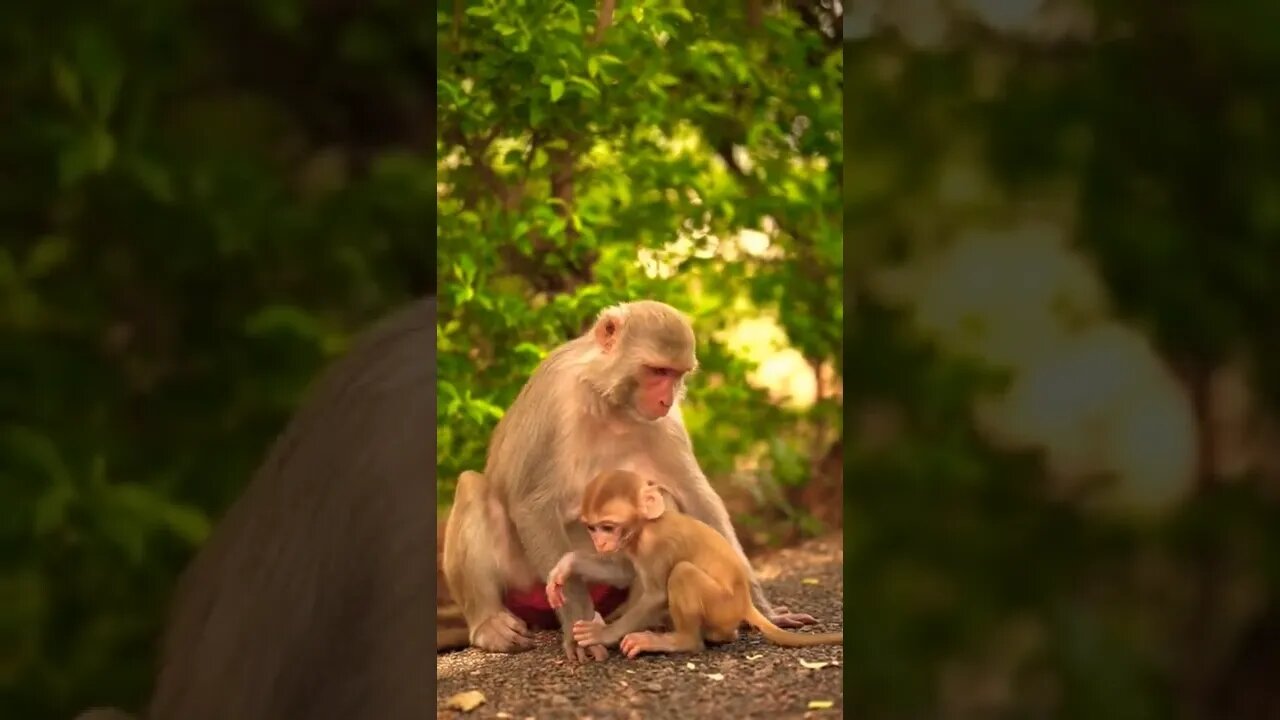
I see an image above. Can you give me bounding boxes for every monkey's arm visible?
[508,503,581,591]
[569,553,635,587]
[493,412,613,660]
[590,578,668,645]
[547,551,635,609]
[492,422,591,600]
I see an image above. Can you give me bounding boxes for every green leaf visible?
[24,236,72,279]
[57,126,115,187]
[454,253,477,282]
[569,76,599,99]
[33,482,75,536]
[71,26,123,120]
[465,398,505,423]
[50,58,81,109]
[549,79,565,102]
[243,305,325,345]
[514,342,546,361]
[1,426,72,486]
[127,155,175,203]
[159,503,211,546]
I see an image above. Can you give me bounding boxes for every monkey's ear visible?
[593,307,627,353]
[639,485,666,520]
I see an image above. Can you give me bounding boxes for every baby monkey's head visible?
[579,469,667,554]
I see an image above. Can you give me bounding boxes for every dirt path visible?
[436,533,845,719]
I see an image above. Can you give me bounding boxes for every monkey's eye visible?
[599,524,616,533]
[645,366,676,378]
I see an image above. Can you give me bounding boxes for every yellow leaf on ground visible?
[686,662,697,670]
[808,699,835,709]
[801,577,820,585]
[445,690,487,712]
[705,673,725,681]
[745,653,764,660]
[799,659,831,670]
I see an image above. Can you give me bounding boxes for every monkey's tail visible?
[744,605,843,647]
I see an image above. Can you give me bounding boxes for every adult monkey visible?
[441,300,816,662]
[131,297,434,720]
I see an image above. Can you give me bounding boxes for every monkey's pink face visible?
[636,365,683,420]
[584,519,626,554]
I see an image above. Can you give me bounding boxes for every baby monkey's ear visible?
[648,480,684,514]
[639,483,667,520]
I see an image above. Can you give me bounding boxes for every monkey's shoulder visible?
[656,513,737,559]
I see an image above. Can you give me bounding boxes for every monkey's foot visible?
[471,611,536,653]
[570,613,608,647]
[768,605,819,629]
[743,605,817,630]
[564,613,608,662]
[619,630,692,658]
[622,630,706,657]
[562,635,608,663]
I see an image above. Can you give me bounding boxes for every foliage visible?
[846,2,1280,718]
[436,0,843,509]
[0,1,430,717]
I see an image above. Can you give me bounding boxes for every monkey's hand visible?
[471,611,537,653]
[565,613,608,662]
[570,613,612,648]
[545,552,576,609]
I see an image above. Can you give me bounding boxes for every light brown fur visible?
[556,470,843,656]
[440,300,815,662]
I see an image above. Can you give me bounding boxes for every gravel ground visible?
[437,533,845,719]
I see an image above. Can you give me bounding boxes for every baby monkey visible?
[545,469,843,658]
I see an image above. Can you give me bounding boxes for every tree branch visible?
[443,125,524,211]
[594,0,615,44]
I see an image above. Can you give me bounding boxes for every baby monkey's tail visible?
[744,605,843,647]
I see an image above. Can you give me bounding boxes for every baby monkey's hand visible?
[545,552,576,609]
[571,613,609,647]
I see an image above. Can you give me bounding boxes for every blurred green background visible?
[0,1,431,717]
[847,2,1280,719]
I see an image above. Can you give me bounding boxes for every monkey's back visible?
[661,512,754,594]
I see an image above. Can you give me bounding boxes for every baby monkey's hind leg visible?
[704,626,740,644]
[702,574,744,645]
[619,561,730,658]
